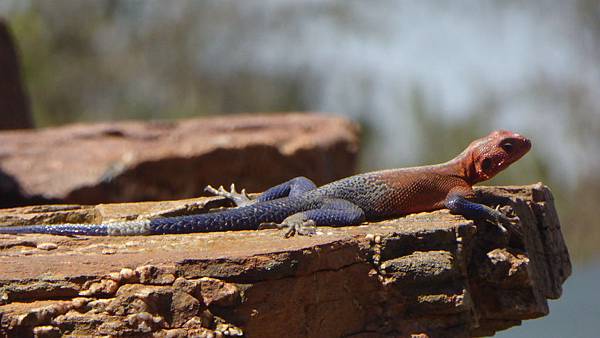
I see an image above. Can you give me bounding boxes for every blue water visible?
[497,261,600,337]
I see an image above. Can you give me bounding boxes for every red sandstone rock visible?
[0,184,571,337]
[0,113,359,207]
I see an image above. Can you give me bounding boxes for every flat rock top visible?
[0,210,456,281]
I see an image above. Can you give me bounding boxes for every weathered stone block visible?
[0,184,571,337]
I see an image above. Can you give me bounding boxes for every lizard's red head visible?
[465,130,531,183]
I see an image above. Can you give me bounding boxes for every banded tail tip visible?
[0,220,152,236]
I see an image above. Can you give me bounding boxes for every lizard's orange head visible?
[467,130,531,183]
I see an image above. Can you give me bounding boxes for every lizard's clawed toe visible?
[259,215,317,238]
[495,208,523,238]
[282,219,316,238]
[204,183,254,207]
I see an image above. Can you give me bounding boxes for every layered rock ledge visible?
[0,184,570,337]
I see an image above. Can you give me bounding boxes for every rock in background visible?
[0,113,359,207]
[0,18,33,131]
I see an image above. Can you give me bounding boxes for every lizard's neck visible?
[438,151,478,185]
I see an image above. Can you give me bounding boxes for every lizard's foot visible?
[494,205,523,237]
[205,184,254,207]
[259,214,317,238]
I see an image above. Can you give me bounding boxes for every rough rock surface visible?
[0,113,359,207]
[0,19,33,130]
[0,184,571,337]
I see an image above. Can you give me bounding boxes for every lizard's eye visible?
[481,158,493,171]
[501,142,514,153]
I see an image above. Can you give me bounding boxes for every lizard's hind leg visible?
[257,176,317,202]
[205,176,317,207]
[262,198,365,237]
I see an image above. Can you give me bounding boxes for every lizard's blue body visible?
[0,130,531,237]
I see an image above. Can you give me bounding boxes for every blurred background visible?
[0,1,598,336]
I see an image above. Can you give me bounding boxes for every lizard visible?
[0,130,531,237]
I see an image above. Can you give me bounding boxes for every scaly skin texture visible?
[0,130,531,237]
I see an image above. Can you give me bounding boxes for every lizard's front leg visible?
[445,193,521,236]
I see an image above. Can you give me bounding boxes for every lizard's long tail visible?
[0,197,313,236]
[0,223,112,236]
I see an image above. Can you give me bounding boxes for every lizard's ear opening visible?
[481,158,493,172]
[476,157,494,181]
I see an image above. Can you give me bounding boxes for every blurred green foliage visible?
[7,1,308,125]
